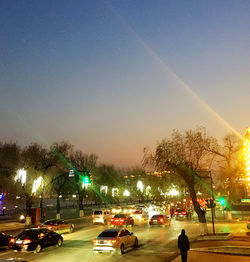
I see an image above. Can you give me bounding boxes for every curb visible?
[197,234,230,241]
[191,246,250,257]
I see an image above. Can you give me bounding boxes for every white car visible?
[93,228,138,254]
[92,209,112,224]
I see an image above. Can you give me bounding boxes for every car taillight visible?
[174,211,178,215]
[181,211,187,215]
[108,239,116,245]
[9,238,15,243]
[92,239,98,244]
[159,218,164,223]
[92,214,94,218]
[37,225,40,229]
[23,239,31,245]
[111,218,114,222]
[48,225,53,230]
[120,218,124,222]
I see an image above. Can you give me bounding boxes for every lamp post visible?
[209,170,215,235]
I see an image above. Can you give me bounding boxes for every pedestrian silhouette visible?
[178,229,190,262]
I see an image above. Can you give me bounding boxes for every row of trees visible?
[0,127,246,233]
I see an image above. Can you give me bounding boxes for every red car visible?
[111,214,134,227]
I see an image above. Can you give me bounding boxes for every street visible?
[0,218,249,262]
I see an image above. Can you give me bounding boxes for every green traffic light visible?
[219,198,226,205]
[83,176,90,184]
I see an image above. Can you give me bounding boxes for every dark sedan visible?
[9,228,63,253]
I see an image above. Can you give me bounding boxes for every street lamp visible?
[137,181,144,193]
[32,176,43,194]
[168,189,179,197]
[112,188,119,197]
[146,186,151,195]
[15,169,27,186]
[123,190,130,197]
[100,186,108,195]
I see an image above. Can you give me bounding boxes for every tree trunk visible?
[56,193,61,219]
[78,190,84,217]
[40,191,44,222]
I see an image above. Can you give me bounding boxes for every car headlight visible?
[20,215,25,220]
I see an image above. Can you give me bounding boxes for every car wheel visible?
[120,243,125,255]
[34,244,42,253]
[133,238,138,248]
[69,226,74,233]
[57,238,62,247]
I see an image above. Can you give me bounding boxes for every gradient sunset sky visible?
[1,0,250,167]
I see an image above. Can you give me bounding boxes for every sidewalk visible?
[172,250,250,262]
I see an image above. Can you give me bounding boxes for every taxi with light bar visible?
[93,228,138,254]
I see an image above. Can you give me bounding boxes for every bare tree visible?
[207,133,244,202]
[70,151,98,217]
[143,127,216,235]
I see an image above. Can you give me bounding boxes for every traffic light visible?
[83,175,90,184]
[90,173,93,181]
[219,197,226,205]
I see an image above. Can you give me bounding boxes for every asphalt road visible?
[0,218,248,262]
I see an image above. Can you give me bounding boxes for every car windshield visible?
[114,214,125,218]
[98,230,119,238]
[94,211,102,215]
[152,215,162,219]
[16,230,39,240]
[43,220,58,225]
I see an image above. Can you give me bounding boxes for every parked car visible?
[93,228,138,254]
[38,219,74,234]
[0,232,12,247]
[9,228,63,253]
[149,214,171,227]
[92,209,112,225]
[111,214,134,227]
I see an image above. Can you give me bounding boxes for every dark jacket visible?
[178,233,190,251]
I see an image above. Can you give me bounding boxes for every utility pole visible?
[209,170,215,235]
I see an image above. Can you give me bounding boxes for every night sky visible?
[1,0,250,166]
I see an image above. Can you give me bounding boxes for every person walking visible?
[177,229,190,262]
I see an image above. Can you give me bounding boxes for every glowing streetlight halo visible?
[123,190,130,197]
[137,181,144,193]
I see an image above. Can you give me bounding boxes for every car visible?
[38,219,74,234]
[9,228,63,253]
[93,228,138,254]
[0,232,12,247]
[174,209,189,218]
[132,210,147,223]
[111,214,134,227]
[247,220,250,229]
[92,209,112,225]
[149,214,171,227]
